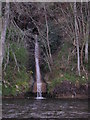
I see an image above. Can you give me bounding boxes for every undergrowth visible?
[2,41,30,96]
[48,41,88,93]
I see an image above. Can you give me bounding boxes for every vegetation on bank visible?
[1,3,89,97]
[2,29,31,96]
[2,39,88,96]
[47,41,88,94]
[2,37,30,96]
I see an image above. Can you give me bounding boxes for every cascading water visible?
[35,35,43,99]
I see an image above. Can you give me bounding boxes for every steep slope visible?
[45,40,88,98]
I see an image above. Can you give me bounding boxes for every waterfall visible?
[35,35,43,99]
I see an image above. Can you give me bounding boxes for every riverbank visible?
[2,91,88,100]
[2,95,88,100]
[2,80,89,99]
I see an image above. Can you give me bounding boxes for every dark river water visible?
[2,98,89,119]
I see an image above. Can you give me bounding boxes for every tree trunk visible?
[0,2,2,81]
[44,5,53,66]
[85,3,89,63]
[1,2,9,64]
[74,2,81,76]
[85,37,88,63]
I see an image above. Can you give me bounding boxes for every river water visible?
[2,98,89,119]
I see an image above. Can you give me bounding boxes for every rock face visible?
[33,82,47,93]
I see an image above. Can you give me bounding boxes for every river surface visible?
[2,98,89,119]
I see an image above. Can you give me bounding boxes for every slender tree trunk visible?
[44,5,53,66]
[80,2,85,66]
[85,40,88,63]
[0,2,2,81]
[1,2,9,64]
[74,2,81,76]
[85,2,89,63]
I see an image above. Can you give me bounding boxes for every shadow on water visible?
[2,98,89,119]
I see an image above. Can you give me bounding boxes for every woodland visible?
[1,2,89,98]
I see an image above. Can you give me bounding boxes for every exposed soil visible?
[51,80,88,98]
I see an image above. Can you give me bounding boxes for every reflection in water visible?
[2,99,89,118]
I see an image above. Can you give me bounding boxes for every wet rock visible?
[33,82,47,93]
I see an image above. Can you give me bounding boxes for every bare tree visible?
[0,2,2,82]
[74,2,81,76]
[85,2,89,63]
[1,2,9,64]
[44,4,53,66]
